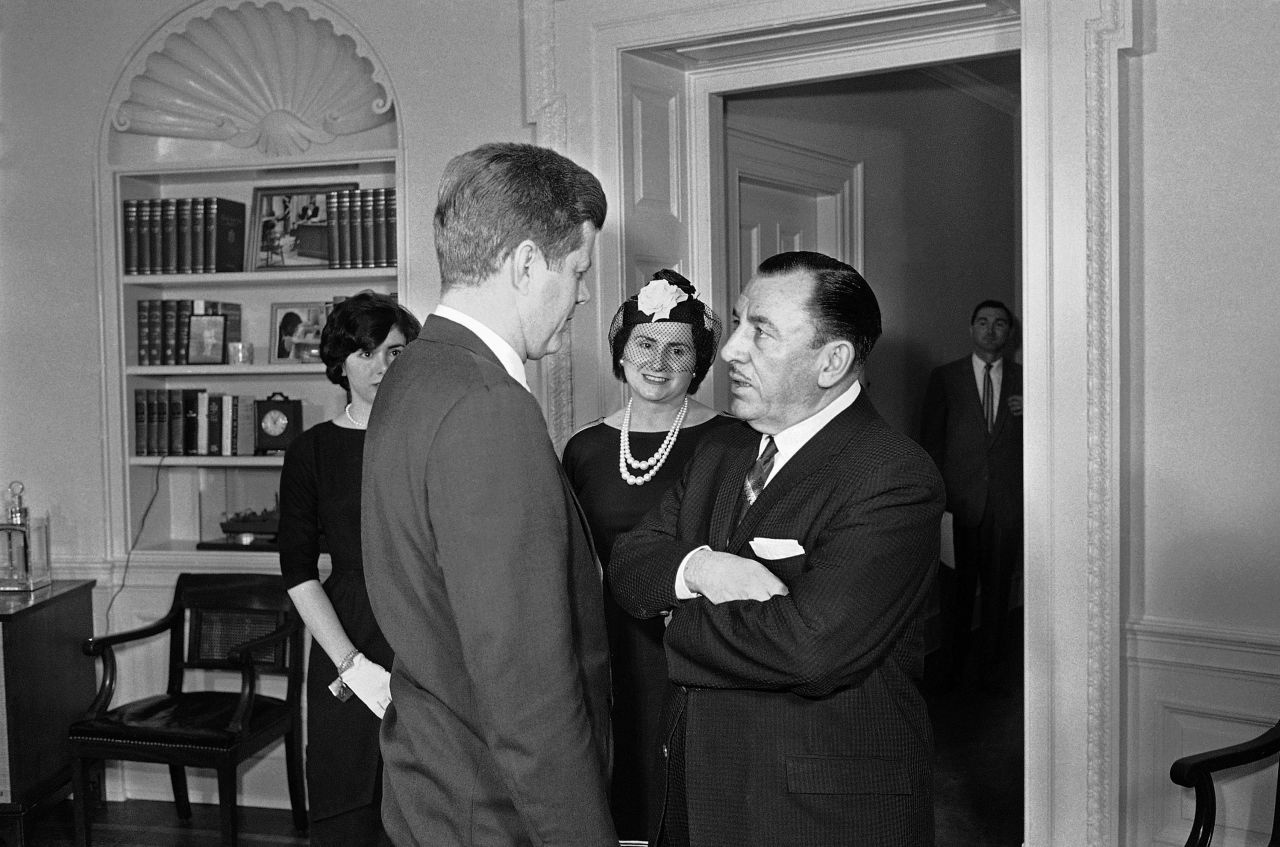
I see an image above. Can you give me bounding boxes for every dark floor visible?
[925,609,1026,847]
[26,632,1022,846]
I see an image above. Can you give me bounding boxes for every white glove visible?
[341,652,392,719]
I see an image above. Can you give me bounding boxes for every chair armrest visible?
[81,607,182,656]
[79,607,183,717]
[226,620,300,734]
[1170,719,1280,786]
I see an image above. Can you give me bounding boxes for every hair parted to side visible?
[320,290,422,390]
[970,299,1014,325]
[757,250,882,367]
[433,142,607,290]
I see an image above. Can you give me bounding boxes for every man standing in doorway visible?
[920,299,1023,691]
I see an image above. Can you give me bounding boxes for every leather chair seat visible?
[70,692,290,749]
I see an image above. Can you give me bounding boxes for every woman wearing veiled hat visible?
[562,269,733,840]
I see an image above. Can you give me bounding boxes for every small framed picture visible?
[269,302,326,364]
[247,183,356,271]
[187,314,227,365]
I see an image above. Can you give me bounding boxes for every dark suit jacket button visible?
[662,744,669,759]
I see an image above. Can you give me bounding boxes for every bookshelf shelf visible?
[128,456,284,468]
[121,267,397,289]
[100,2,404,559]
[127,364,325,377]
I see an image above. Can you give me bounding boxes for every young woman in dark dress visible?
[562,270,730,840]
[277,291,420,846]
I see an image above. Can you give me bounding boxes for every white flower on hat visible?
[636,278,689,320]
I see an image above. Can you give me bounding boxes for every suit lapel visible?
[710,436,758,552]
[727,395,868,551]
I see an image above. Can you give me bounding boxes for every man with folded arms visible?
[611,250,944,847]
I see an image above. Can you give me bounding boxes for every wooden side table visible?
[0,580,96,846]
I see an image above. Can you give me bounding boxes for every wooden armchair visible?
[1169,716,1280,847]
[67,573,306,847]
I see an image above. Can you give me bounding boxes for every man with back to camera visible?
[610,251,945,847]
[919,299,1023,691]
[361,142,617,846]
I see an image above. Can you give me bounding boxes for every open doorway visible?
[721,55,1023,845]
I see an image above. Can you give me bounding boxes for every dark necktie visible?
[982,362,995,434]
[738,436,778,524]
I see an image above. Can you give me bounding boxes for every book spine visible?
[326,191,340,268]
[196,391,209,456]
[360,189,375,268]
[136,299,151,366]
[134,389,147,455]
[160,300,178,365]
[123,200,139,275]
[206,393,222,456]
[386,188,397,267]
[145,389,160,456]
[182,389,201,456]
[147,298,162,365]
[161,198,178,274]
[203,198,216,273]
[191,197,206,274]
[155,387,170,456]
[168,389,184,457]
[219,302,242,346]
[210,197,247,273]
[137,200,153,275]
[177,198,193,274]
[337,190,352,269]
[149,199,164,275]
[174,299,194,365]
[237,394,256,456]
[372,188,388,268]
[221,394,235,457]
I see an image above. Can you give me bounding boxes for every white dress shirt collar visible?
[971,353,1003,398]
[760,379,862,483]
[433,304,529,391]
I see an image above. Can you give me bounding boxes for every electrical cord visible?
[104,455,165,622]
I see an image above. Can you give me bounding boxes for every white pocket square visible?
[749,537,805,559]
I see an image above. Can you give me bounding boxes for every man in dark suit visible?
[919,299,1023,690]
[611,251,945,847]
[362,143,616,846]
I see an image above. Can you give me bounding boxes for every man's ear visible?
[816,339,855,389]
[510,239,540,293]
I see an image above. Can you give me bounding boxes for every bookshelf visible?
[98,1,403,562]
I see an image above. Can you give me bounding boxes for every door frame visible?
[525,1,1133,844]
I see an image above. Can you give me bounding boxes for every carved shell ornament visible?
[113,2,393,156]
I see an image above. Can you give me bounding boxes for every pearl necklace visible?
[619,397,688,486]
[344,403,368,430]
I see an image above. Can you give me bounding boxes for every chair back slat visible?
[189,607,289,671]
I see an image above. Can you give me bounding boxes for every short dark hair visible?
[320,291,422,390]
[757,251,881,367]
[434,142,607,290]
[971,299,1014,325]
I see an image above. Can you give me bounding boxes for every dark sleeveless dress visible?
[562,415,735,841]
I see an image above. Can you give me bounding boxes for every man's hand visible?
[1008,394,1022,415]
[685,549,790,604]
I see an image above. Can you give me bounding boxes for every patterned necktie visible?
[982,362,995,434]
[739,436,778,524]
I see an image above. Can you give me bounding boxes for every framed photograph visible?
[187,314,227,365]
[247,183,356,271]
[269,302,326,364]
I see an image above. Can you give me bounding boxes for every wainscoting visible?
[1127,616,1280,846]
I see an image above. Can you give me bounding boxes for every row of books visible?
[325,188,397,270]
[134,390,258,457]
[136,300,243,366]
[122,197,247,275]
